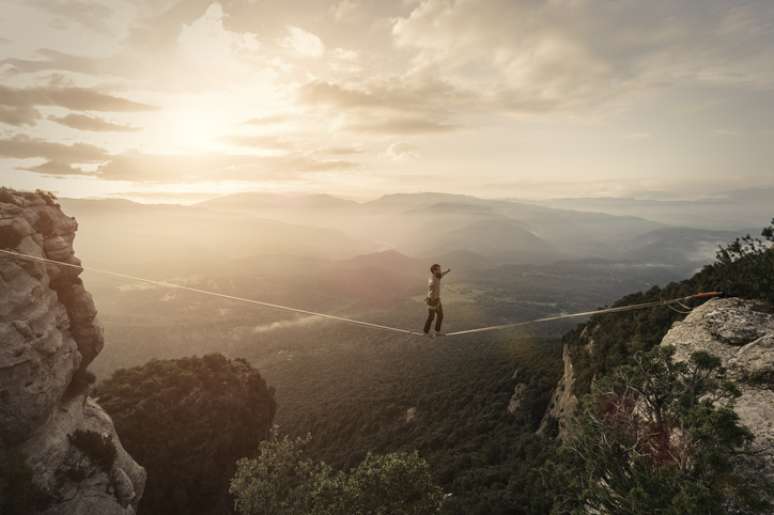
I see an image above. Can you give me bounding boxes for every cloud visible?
[48,113,140,132]
[330,0,359,22]
[0,133,358,182]
[29,0,113,33]
[244,114,292,125]
[106,0,215,61]
[391,0,774,113]
[282,26,324,57]
[94,151,358,182]
[0,134,107,161]
[0,105,42,127]
[223,134,294,149]
[251,315,321,334]
[226,135,365,157]
[0,84,156,128]
[1,49,109,75]
[385,142,418,161]
[299,77,466,112]
[0,84,156,120]
[317,146,363,156]
[349,116,458,134]
[22,160,91,176]
[298,77,468,132]
[0,134,109,175]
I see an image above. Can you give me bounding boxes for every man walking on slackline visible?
[424,263,450,337]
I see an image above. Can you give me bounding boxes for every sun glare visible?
[144,93,243,154]
[163,107,227,153]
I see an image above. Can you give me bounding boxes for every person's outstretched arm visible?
[442,268,451,277]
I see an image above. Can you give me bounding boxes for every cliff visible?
[541,296,774,480]
[0,188,145,514]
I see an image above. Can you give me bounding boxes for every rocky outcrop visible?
[507,384,528,415]
[541,296,774,463]
[662,297,774,481]
[538,333,587,437]
[0,189,145,514]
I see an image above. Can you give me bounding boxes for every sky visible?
[1,0,774,202]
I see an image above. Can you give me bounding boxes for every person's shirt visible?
[427,272,447,300]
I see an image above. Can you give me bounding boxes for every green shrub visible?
[708,218,774,303]
[68,429,117,472]
[548,346,772,515]
[230,430,444,515]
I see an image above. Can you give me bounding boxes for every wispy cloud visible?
[0,134,109,175]
[349,117,458,134]
[251,315,322,334]
[95,151,358,182]
[384,142,418,161]
[224,134,295,150]
[28,0,113,33]
[244,114,292,126]
[0,134,359,182]
[0,134,107,163]
[0,84,156,128]
[48,113,140,132]
[282,26,325,57]
[0,105,41,127]
[1,49,111,75]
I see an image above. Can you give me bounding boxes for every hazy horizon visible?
[45,184,774,207]
[3,1,774,200]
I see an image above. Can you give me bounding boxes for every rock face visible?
[506,383,528,415]
[0,189,145,514]
[541,296,774,469]
[538,333,586,437]
[662,297,774,480]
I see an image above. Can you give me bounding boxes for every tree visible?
[551,346,771,515]
[710,218,774,303]
[230,430,444,515]
[98,354,276,515]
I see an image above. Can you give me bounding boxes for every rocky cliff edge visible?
[541,296,774,481]
[0,188,145,514]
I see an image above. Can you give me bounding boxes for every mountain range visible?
[59,192,760,278]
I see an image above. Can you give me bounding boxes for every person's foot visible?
[425,331,435,339]
[434,331,446,337]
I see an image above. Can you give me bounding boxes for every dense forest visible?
[98,355,277,515]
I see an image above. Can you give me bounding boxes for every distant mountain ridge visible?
[538,189,773,230]
[622,226,753,265]
[192,191,667,265]
[57,191,754,276]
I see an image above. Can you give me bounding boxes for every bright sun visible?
[146,92,246,154]
[159,107,229,153]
